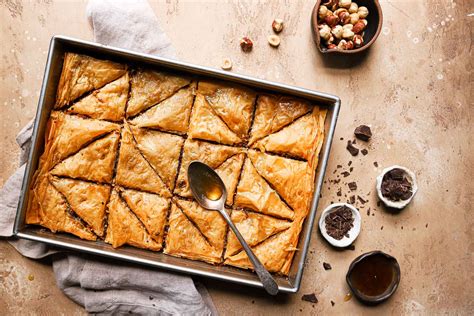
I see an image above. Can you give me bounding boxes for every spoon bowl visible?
[187,161,279,295]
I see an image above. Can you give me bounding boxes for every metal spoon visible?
[187,161,279,295]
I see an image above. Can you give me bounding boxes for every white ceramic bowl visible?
[376,165,418,209]
[319,203,361,248]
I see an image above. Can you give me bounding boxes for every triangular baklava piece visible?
[46,112,119,166]
[126,69,191,117]
[66,73,130,121]
[129,125,184,192]
[26,174,97,240]
[50,131,119,183]
[248,151,314,218]
[249,95,312,145]
[115,124,171,197]
[164,199,225,264]
[225,221,302,275]
[129,84,196,134]
[252,107,327,161]
[197,81,256,140]
[51,176,110,237]
[55,53,127,108]
[105,189,162,250]
[120,187,170,244]
[174,139,242,200]
[174,199,226,251]
[225,210,291,258]
[234,157,294,220]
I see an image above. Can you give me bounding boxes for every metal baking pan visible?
[13,35,340,294]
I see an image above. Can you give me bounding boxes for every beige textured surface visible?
[1,0,472,314]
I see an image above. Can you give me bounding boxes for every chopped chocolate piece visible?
[361,148,368,156]
[425,223,428,228]
[337,188,342,196]
[352,139,356,144]
[367,209,370,216]
[340,137,344,141]
[323,262,332,270]
[302,293,318,303]
[348,182,357,191]
[357,195,367,204]
[325,206,354,240]
[381,226,384,230]
[346,141,359,156]
[377,201,381,207]
[381,168,413,201]
[149,296,154,300]
[354,125,372,141]
[337,164,342,168]
[331,301,335,306]
[349,195,356,204]
[373,161,379,167]
[342,171,350,177]
[349,167,353,172]
[348,161,352,166]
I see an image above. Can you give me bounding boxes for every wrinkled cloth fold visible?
[0,0,215,314]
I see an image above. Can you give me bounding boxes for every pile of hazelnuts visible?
[318,0,369,50]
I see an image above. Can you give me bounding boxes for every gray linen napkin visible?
[0,0,216,314]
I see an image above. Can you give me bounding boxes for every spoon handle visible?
[219,208,279,295]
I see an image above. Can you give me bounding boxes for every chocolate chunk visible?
[367,209,370,216]
[342,171,350,177]
[354,125,372,141]
[337,188,342,196]
[302,293,318,303]
[346,141,359,156]
[331,300,335,306]
[349,195,356,204]
[361,149,368,156]
[381,168,413,201]
[357,195,367,204]
[337,164,342,168]
[149,296,154,300]
[373,161,379,167]
[348,182,357,191]
[349,167,353,172]
[323,262,332,270]
[348,161,352,166]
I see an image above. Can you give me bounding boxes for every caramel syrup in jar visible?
[349,254,396,297]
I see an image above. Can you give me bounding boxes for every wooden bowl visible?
[311,0,383,54]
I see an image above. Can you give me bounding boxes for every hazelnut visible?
[353,34,364,47]
[267,35,281,47]
[338,0,352,9]
[345,40,354,50]
[337,39,348,50]
[342,28,355,40]
[343,23,353,30]
[319,5,329,19]
[319,24,332,41]
[334,8,348,16]
[349,13,359,24]
[361,19,368,26]
[221,58,232,70]
[327,43,337,49]
[272,18,284,33]
[331,25,344,39]
[358,6,369,18]
[348,2,358,14]
[338,11,351,25]
[352,20,366,34]
[324,0,338,11]
[240,37,253,52]
[324,14,339,27]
